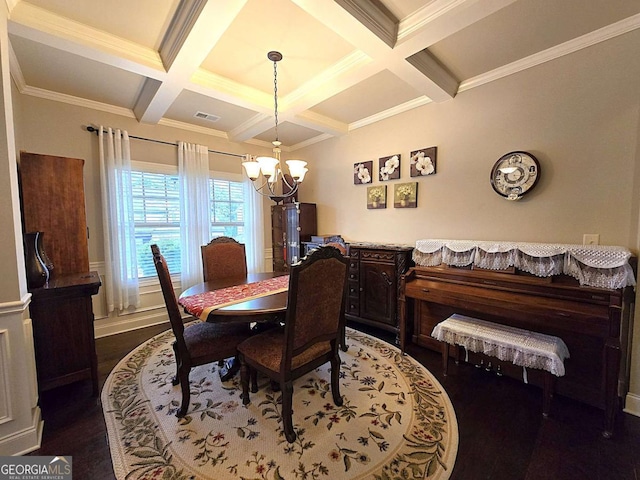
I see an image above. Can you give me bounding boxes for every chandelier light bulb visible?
[285,160,307,181]
[242,156,261,180]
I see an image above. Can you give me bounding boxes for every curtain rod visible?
[85,125,245,159]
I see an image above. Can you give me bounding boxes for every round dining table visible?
[178,272,289,323]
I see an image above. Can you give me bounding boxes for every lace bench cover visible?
[179,275,289,320]
[432,314,570,377]
[414,239,635,289]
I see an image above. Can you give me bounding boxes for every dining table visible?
[178,271,290,380]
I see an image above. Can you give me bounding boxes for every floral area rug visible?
[101,327,458,479]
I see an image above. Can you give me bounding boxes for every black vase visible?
[24,231,49,289]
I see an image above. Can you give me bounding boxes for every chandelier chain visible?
[273,58,279,142]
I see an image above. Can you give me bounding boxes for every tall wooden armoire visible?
[271,202,317,272]
[18,152,101,395]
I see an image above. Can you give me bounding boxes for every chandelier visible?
[242,51,308,203]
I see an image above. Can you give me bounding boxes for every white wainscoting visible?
[0,295,43,455]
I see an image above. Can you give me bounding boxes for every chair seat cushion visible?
[184,321,251,360]
[238,330,331,372]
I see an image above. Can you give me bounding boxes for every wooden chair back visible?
[151,244,188,359]
[282,246,348,373]
[201,236,247,281]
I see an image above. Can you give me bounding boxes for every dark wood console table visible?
[400,264,635,438]
[29,271,101,394]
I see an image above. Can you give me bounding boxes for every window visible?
[131,169,181,278]
[210,178,245,242]
[131,162,245,279]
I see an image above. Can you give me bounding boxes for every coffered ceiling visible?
[7,0,640,151]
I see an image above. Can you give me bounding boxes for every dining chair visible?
[201,236,247,281]
[237,245,349,443]
[151,244,252,418]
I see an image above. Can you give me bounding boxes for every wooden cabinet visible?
[18,151,89,277]
[271,203,317,272]
[400,264,636,437]
[29,272,101,394]
[18,152,100,394]
[346,244,413,336]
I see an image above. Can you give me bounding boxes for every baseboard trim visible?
[623,392,640,417]
[94,311,170,338]
[0,407,42,456]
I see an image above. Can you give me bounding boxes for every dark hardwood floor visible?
[30,322,640,480]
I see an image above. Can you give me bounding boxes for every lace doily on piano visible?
[413,239,635,289]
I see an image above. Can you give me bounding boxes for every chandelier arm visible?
[280,174,298,190]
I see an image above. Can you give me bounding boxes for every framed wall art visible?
[379,154,400,181]
[410,147,437,177]
[354,161,373,184]
[367,185,387,209]
[394,182,418,208]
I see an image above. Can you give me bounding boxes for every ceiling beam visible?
[334,0,398,48]
[294,0,455,102]
[133,0,247,124]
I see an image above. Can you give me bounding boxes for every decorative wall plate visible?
[490,151,540,200]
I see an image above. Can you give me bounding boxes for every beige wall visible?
[298,30,640,248]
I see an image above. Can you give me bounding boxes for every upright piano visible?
[399,239,636,438]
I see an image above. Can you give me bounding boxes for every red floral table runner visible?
[179,275,289,320]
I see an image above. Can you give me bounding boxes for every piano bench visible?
[431,314,570,417]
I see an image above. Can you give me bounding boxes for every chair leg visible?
[250,368,258,393]
[171,341,180,386]
[239,356,250,406]
[340,323,348,352]
[330,353,343,406]
[282,381,296,443]
[176,367,191,418]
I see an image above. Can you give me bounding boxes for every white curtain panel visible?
[243,177,265,273]
[179,142,210,289]
[99,126,140,312]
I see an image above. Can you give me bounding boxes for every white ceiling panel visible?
[164,89,258,131]
[310,70,421,124]
[200,0,355,97]
[10,34,145,108]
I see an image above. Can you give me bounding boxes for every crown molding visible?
[349,96,431,131]
[8,40,25,91]
[157,117,227,139]
[397,0,468,43]
[20,85,136,118]
[289,133,334,151]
